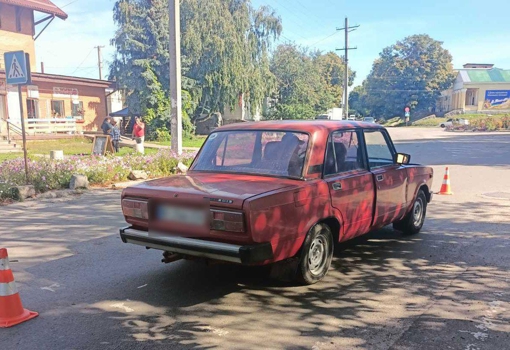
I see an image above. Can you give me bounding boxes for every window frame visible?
[362,128,397,170]
[190,129,312,180]
[71,101,84,117]
[51,100,65,117]
[26,98,39,119]
[322,128,368,179]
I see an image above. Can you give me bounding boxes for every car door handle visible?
[332,183,342,191]
[376,175,384,182]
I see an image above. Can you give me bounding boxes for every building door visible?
[324,129,375,241]
[26,99,39,119]
[0,95,6,134]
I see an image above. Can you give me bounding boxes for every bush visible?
[0,150,196,201]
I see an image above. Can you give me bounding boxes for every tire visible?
[440,124,445,128]
[296,223,334,285]
[393,190,427,235]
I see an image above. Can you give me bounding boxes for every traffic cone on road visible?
[0,248,38,328]
[438,167,453,195]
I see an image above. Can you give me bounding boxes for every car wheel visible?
[440,124,445,128]
[393,190,427,235]
[296,223,333,285]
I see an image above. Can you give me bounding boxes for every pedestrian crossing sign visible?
[4,51,30,85]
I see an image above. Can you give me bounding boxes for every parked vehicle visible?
[119,121,433,284]
[363,117,375,123]
[347,115,356,121]
[440,118,469,128]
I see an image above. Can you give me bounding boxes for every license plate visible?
[156,205,207,226]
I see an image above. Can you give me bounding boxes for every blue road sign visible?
[4,51,29,85]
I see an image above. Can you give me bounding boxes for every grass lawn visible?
[25,137,93,155]
[154,135,207,148]
[0,152,26,163]
[411,118,448,127]
[0,137,160,164]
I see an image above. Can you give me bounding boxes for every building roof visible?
[0,0,68,20]
[0,70,115,88]
[459,68,510,84]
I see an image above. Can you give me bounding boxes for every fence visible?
[8,118,77,136]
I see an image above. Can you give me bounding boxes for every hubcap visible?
[413,198,424,227]
[308,233,329,276]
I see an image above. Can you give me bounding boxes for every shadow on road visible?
[2,196,510,349]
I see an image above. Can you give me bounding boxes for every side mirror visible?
[395,153,411,165]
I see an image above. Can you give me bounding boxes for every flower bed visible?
[0,149,196,201]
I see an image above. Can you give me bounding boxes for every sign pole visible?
[169,0,183,155]
[17,84,29,183]
[5,51,31,183]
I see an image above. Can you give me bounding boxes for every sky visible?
[35,0,510,88]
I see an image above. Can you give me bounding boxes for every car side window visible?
[364,130,395,168]
[324,130,365,176]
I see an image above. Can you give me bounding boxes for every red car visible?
[120,121,433,284]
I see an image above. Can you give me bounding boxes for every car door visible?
[324,129,375,241]
[363,129,408,228]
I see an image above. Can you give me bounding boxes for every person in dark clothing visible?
[110,120,121,153]
[101,117,113,135]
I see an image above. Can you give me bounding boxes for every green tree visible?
[313,51,355,112]
[110,0,281,130]
[361,34,456,118]
[181,0,281,116]
[268,44,354,120]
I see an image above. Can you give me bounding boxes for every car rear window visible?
[192,131,309,178]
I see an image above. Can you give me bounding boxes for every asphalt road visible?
[1,127,509,350]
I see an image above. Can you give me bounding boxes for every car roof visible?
[216,120,384,133]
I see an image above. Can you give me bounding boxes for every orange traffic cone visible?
[0,248,38,328]
[438,167,453,195]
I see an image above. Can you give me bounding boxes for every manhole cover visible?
[482,192,510,200]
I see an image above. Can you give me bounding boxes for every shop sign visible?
[484,90,510,110]
[53,87,79,98]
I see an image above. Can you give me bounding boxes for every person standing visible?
[132,116,145,154]
[101,117,113,135]
[110,120,121,153]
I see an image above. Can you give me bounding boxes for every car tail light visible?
[122,199,149,220]
[210,209,245,233]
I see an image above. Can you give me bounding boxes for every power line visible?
[71,47,94,75]
[308,31,340,47]
[61,0,81,9]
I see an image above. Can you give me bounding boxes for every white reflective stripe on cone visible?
[0,258,10,271]
[0,281,18,296]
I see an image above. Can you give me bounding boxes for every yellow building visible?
[0,0,120,137]
[437,64,510,115]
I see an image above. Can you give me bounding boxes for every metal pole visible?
[17,85,29,183]
[344,17,349,120]
[169,0,182,155]
[95,46,104,80]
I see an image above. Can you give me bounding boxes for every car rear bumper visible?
[119,227,273,264]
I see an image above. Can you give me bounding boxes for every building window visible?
[71,101,84,117]
[26,99,39,119]
[51,100,65,118]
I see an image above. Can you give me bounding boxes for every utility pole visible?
[95,45,104,80]
[169,0,182,155]
[336,18,359,119]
